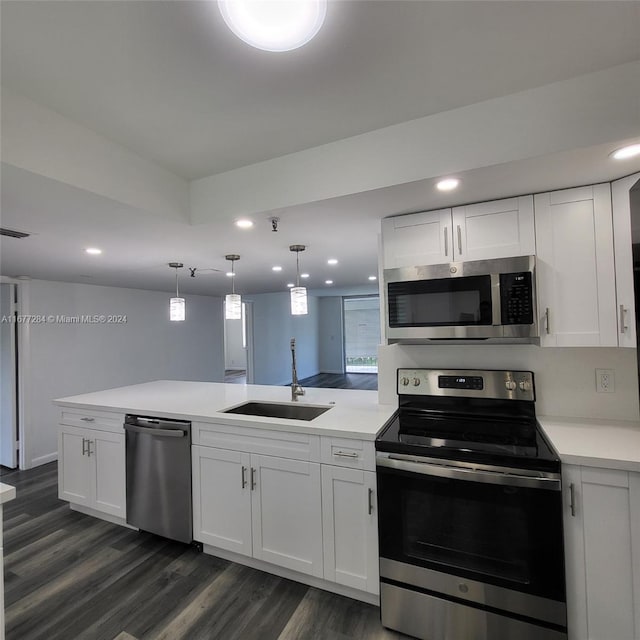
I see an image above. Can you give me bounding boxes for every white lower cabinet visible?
[58,424,125,518]
[562,465,640,640]
[192,445,323,578]
[321,466,379,594]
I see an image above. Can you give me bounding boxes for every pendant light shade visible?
[289,245,308,316]
[170,297,186,322]
[169,262,185,322]
[225,255,242,320]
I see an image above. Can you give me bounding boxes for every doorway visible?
[343,295,380,374]
[0,282,18,468]
[224,301,254,384]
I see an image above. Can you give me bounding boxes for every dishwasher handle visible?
[124,423,186,438]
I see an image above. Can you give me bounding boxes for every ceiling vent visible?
[0,227,30,239]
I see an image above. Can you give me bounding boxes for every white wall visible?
[224,315,246,370]
[249,292,320,385]
[378,343,640,421]
[22,279,224,468]
[318,297,344,374]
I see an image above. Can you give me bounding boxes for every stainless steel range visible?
[375,369,567,640]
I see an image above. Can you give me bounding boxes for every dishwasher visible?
[124,414,193,543]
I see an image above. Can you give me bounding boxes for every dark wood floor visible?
[1,463,406,640]
[224,370,378,391]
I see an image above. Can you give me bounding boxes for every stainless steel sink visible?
[222,401,332,421]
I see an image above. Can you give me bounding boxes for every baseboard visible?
[31,452,58,467]
[69,503,136,528]
[201,543,380,606]
[320,369,345,375]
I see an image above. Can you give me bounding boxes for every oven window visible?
[388,275,492,327]
[377,466,565,601]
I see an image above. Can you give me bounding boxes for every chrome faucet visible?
[290,338,305,402]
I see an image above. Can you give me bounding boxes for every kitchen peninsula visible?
[54,380,397,604]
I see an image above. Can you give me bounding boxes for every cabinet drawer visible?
[320,437,375,470]
[193,422,321,462]
[60,408,124,433]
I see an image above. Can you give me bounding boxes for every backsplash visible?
[377,344,640,421]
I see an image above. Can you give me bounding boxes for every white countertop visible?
[54,380,397,441]
[0,483,16,505]
[538,416,640,472]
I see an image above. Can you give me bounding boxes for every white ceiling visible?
[1,1,640,295]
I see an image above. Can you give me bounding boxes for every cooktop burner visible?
[375,368,560,473]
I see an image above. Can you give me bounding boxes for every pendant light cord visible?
[175,267,180,298]
[296,251,300,287]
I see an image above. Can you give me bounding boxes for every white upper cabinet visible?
[534,184,617,347]
[451,196,535,262]
[612,173,640,348]
[382,208,451,268]
[381,196,535,269]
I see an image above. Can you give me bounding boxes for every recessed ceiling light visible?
[85,247,102,255]
[436,178,460,192]
[327,258,338,265]
[368,275,377,281]
[301,273,310,279]
[610,144,640,160]
[235,219,254,229]
[286,283,295,288]
[272,265,283,272]
[218,0,327,53]
[325,280,333,285]
[226,271,235,277]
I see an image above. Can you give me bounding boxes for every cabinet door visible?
[321,466,378,594]
[58,425,91,506]
[452,195,535,261]
[535,185,617,347]
[381,209,452,268]
[90,430,125,518]
[251,455,323,578]
[612,173,640,348]
[563,465,639,640]
[192,446,252,555]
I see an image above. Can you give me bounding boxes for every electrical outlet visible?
[596,369,615,393]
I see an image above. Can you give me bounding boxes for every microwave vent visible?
[0,227,30,239]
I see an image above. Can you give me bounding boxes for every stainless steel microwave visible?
[384,255,538,342]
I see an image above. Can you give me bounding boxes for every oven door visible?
[376,453,566,627]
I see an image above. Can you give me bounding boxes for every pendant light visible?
[225,254,242,320]
[169,262,185,321]
[289,245,308,315]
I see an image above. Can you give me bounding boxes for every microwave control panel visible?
[500,272,534,325]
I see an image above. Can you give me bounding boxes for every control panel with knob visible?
[397,369,535,401]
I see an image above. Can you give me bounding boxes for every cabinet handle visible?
[82,438,88,456]
[368,488,374,515]
[80,417,95,422]
[241,465,247,489]
[334,450,359,459]
[87,440,93,457]
[544,308,551,335]
[444,228,449,257]
[619,305,628,334]
[569,483,576,517]
[457,225,462,255]
[250,467,256,491]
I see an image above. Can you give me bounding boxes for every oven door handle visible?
[377,454,561,491]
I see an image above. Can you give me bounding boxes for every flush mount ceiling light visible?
[327,258,338,265]
[218,0,327,53]
[85,247,102,255]
[289,244,308,315]
[235,218,254,229]
[169,262,186,322]
[225,254,242,319]
[610,144,640,160]
[325,280,333,285]
[368,275,377,281]
[272,265,283,272]
[436,178,460,192]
